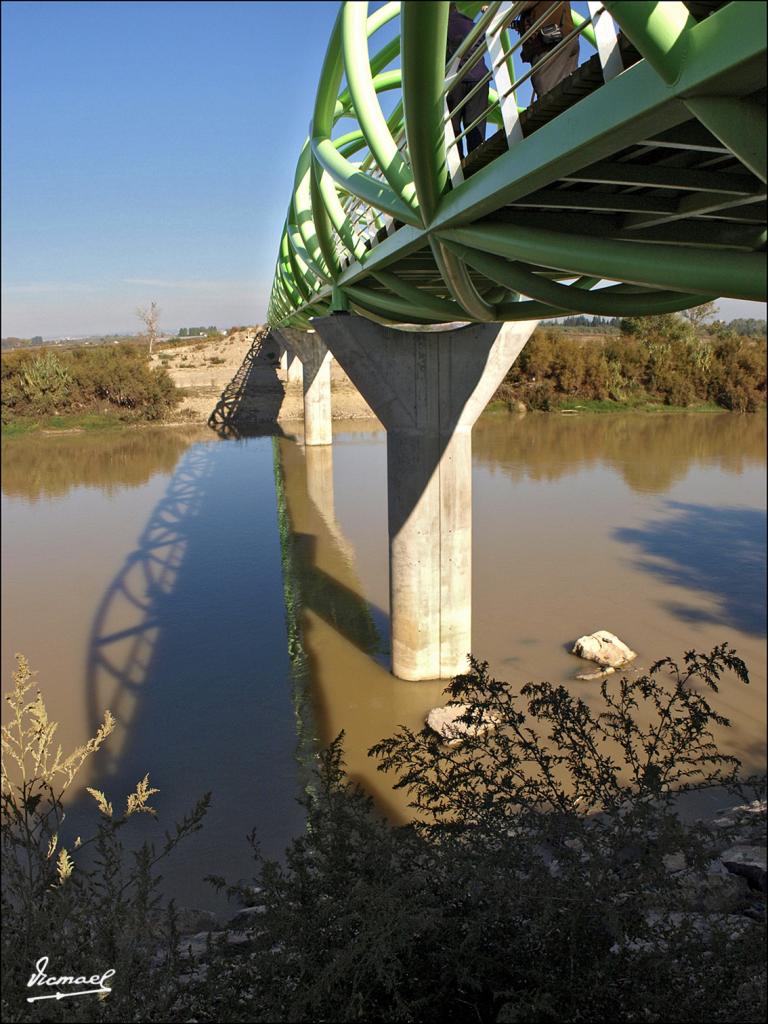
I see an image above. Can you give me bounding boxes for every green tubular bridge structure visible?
[268,0,766,329]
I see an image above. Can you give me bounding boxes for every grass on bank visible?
[1,413,133,438]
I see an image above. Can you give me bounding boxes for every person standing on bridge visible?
[447,3,491,160]
[512,2,579,101]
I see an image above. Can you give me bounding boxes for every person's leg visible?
[463,80,490,154]
[530,39,579,100]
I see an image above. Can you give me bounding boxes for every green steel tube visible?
[292,142,335,280]
[400,1,500,319]
[570,9,597,51]
[276,257,303,309]
[337,35,401,111]
[309,161,342,279]
[287,203,331,287]
[401,0,448,225]
[342,2,418,212]
[446,241,715,316]
[604,1,695,85]
[431,240,498,319]
[311,6,419,226]
[347,300,439,326]
[294,68,407,275]
[371,270,466,320]
[282,233,314,303]
[319,174,368,264]
[344,283,452,322]
[437,222,767,301]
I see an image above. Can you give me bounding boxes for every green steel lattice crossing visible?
[268,1,767,329]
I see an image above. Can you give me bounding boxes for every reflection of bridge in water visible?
[272,434,449,820]
[264,0,767,682]
[85,444,219,780]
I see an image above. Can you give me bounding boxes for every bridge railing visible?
[268,1,766,328]
[444,1,625,184]
[269,0,613,326]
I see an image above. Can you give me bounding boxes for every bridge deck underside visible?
[353,83,766,316]
[359,23,765,307]
[273,1,766,326]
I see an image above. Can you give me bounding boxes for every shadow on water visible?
[50,391,309,906]
[614,501,767,635]
[84,442,219,780]
[67,429,307,908]
[208,331,287,438]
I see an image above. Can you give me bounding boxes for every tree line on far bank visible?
[559,313,767,338]
[2,311,766,429]
[497,314,766,413]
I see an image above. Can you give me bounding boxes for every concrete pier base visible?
[275,334,307,384]
[312,315,538,681]
[275,328,331,445]
[282,347,303,384]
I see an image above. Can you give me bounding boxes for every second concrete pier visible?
[275,327,332,445]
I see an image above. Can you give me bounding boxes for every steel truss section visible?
[269,1,767,328]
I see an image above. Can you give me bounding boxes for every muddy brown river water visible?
[2,412,765,908]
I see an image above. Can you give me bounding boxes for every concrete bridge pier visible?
[275,328,332,445]
[276,340,303,384]
[312,315,538,681]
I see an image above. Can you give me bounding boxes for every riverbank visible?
[1,340,178,435]
[3,320,764,438]
[3,393,750,439]
[484,397,728,415]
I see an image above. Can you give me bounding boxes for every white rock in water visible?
[572,630,637,668]
[426,703,499,745]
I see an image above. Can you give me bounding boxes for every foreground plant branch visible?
[1,654,209,1022]
[372,645,750,832]
[1,647,764,1022]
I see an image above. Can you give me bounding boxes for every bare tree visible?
[135,301,161,355]
[682,300,719,333]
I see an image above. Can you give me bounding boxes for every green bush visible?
[1,345,178,425]
[2,648,764,1022]
[195,646,765,1024]
[497,316,766,412]
[708,334,767,412]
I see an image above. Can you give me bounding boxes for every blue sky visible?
[2,0,341,336]
[2,1,764,337]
